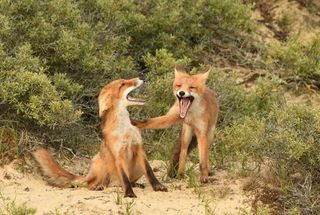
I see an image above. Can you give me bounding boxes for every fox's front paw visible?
[124,190,137,198]
[153,183,168,192]
[87,184,104,191]
[130,118,139,126]
[200,176,209,184]
[130,119,147,128]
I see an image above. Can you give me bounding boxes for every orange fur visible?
[133,65,219,183]
[33,78,167,197]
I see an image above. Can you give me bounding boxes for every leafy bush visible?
[0,0,255,149]
[266,33,320,83]
[207,71,320,213]
[215,105,320,213]
[129,0,255,62]
[208,71,284,128]
[215,106,320,169]
[0,44,82,128]
[0,0,319,212]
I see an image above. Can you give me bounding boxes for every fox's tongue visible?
[179,98,191,118]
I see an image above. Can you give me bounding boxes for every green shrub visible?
[208,71,284,128]
[266,33,320,83]
[131,0,255,62]
[0,44,82,128]
[0,0,319,212]
[0,0,255,149]
[1,70,82,128]
[215,105,320,213]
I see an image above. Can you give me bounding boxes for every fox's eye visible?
[176,84,181,88]
[190,86,196,90]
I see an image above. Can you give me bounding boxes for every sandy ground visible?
[0,159,253,215]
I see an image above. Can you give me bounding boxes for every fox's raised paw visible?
[130,118,148,127]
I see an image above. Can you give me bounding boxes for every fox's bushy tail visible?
[33,148,83,187]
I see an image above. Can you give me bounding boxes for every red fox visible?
[33,78,167,197]
[132,65,219,183]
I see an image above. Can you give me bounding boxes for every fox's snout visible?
[135,79,144,87]
[176,90,192,98]
[178,91,185,97]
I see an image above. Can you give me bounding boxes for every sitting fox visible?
[133,65,219,183]
[34,78,167,197]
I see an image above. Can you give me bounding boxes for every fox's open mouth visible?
[126,85,145,105]
[177,96,194,118]
[126,94,145,104]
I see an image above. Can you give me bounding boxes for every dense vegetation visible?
[0,0,319,214]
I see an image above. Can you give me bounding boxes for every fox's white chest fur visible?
[113,106,142,152]
[184,98,206,132]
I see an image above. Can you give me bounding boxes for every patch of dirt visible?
[285,91,320,107]
[243,176,282,215]
[253,0,320,42]
[0,159,254,215]
[207,171,252,214]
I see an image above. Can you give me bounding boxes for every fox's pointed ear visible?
[198,66,212,82]
[175,65,187,77]
[98,94,111,117]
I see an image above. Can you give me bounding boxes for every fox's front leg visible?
[131,103,182,129]
[115,152,136,198]
[131,114,181,129]
[197,134,210,183]
[135,145,168,192]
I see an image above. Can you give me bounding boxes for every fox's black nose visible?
[179,91,185,97]
[137,73,147,82]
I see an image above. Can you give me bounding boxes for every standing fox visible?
[132,65,219,183]
[33,78,167,197]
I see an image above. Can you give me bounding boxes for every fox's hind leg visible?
[207,125,216,177]
[129,156,145,189]
[128,151,143,183]
[86,154,111,190]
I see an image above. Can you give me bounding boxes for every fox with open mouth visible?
[33,78,167,197]
[132,65,219,183]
